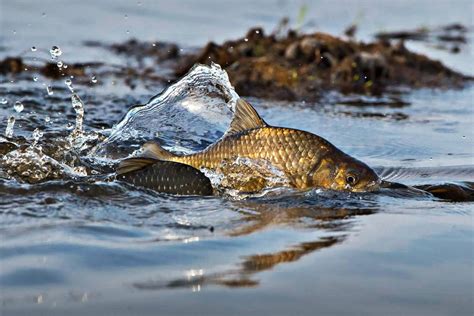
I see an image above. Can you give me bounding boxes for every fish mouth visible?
[347,179,382,192]
[366,181,381,192]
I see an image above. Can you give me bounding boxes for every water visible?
[1,1,473,315]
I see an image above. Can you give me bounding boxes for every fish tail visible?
[141,141,178,161]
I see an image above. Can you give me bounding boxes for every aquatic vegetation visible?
[175,27,472,100]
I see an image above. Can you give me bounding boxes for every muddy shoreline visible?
[1,25,471,101]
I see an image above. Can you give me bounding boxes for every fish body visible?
[135,99,380,192]
[117,158,213,195]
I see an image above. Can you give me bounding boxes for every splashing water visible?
[5,116,15,138]
[70,93,84,138]
[32,128,43,145]
[0,88,97,183]
[91,63,239,159]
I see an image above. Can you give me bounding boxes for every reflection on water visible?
[132,201,376,291]
[134,237,343,290]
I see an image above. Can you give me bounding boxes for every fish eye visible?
[346,174,358,185]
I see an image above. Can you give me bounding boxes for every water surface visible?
[1,1,473,315]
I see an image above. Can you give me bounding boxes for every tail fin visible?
[140,141,177,161]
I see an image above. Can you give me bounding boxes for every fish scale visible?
[117,160,213,195]
[172,127,329,189]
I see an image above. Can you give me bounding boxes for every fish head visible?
[330,155,381,192]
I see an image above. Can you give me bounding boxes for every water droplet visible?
[44,116,51,123]
[46,85,53,95]
[126,30,130,35]
[12,30,17,35]
[255,30,260,34]
[57,61,63,68]
[14,101,24,113]
[66,122,74,130]
[70,93,85,138]
[91,76,98,83]
[72,94,84,112]
[244,38,249,42]
[41,12,46,17]
[73,166,88,176]
[137,1,142,6]
[0,98,7,105]
[31,46,37,52]
[5,116,15,138]
[65,79,74,92]
[33,76,38,82]
[32,128,43,143]
[63,64,68,69]
[124,14,128,19]
[50,46,62,58]
[152,43,156,47]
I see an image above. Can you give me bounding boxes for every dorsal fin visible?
[117,157,157,175]
[226,99,268,135]
[140,141,177,161]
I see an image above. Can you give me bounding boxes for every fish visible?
[116,158,213,196]
[126,98,381,193]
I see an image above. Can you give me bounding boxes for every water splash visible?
[91,63,239,159]
[70,93,84,138]
[5,116,15,138]
[0,145,71,183]
[32,128,43,146]
[204,157,291,198]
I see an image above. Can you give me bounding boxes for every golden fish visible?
[120,99,381,192]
